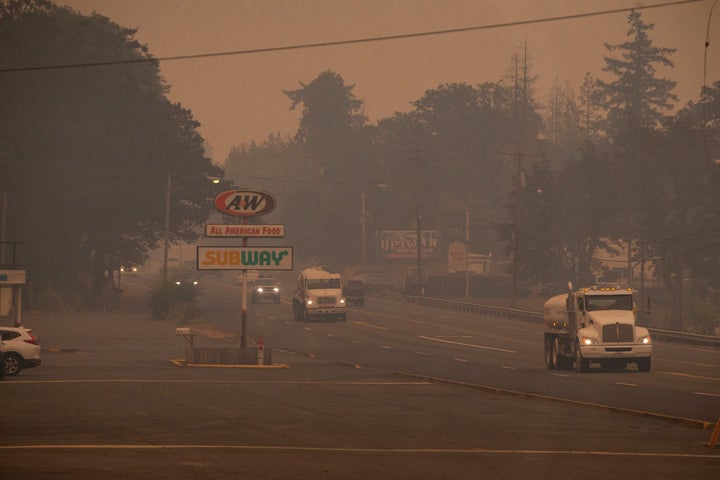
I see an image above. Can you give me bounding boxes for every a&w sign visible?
[214,189,277,217]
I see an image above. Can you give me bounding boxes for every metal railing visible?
[405,295,720,348]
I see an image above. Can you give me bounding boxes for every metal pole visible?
[511,152,522,308]
[1,191,6,266]
[162,174,172,284]
[415,170,425,296]
[361,192,366,271]
[465,207,469,298]
[240,216,249,348]
[416,212,423,296]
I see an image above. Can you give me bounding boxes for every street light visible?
[162,174,220,283]
[361,184,388,271]
[511,153,526,309]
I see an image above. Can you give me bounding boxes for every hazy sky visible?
[56,0,719,164]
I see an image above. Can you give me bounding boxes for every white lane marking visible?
[616,382,638,387]
[454,358,468,363]
[415,352,429,356]
[2,445,718,458]
[551,374,569,378]
[381,345,392,350]
[500,365,516,370]
[325,333,335,338]
[362,311,536,346]
[303,327,312,331]
[656,370,720,382]
[694,391,720,397]
[352,340,361,344]
[418,335,517,354]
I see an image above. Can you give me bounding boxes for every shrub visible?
[148,280,202,321]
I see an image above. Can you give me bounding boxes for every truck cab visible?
[292,267,347,322]
[544,284,652,372]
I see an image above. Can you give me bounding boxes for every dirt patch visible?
[188,323,239,341]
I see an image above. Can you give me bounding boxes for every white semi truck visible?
[292,267,347,322]
[543,283,652,372]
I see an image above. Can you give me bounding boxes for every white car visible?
[0,327,42,376]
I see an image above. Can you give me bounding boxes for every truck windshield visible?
[307,278,341,290]
[585,294,633,311]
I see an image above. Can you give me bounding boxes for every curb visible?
[394,371,713,430]
[167,359,289,369]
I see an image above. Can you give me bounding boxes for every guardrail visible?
[404,295,720,348]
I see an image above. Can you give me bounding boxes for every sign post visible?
[211,189,284,348]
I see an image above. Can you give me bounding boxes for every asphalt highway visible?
[0,273,717,479]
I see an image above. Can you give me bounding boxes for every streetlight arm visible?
[161,174,220,284]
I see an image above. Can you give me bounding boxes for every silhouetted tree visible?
[0,1,221,308]
[596,10,677,142]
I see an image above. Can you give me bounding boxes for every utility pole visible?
[361,192,366,271]
[465,206,470,299]
[1,191,7,266]
[414,160,424,296]
[511,151,525,309]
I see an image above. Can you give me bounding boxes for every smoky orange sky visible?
[56,0,719,165]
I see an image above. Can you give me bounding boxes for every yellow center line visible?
[351,320,387,330]
[418,335,517,354]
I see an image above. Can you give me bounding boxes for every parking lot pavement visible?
[13,306,298,374]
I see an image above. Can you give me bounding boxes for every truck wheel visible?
[575,341,589,373]
[637,357,651,372]
[544,337,556,370]
[553,337,574,370]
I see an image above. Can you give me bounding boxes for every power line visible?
[0,0,706,73]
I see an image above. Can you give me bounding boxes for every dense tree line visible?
[1,2,718,330]
[0,0,222,309]
[225,11,720,332]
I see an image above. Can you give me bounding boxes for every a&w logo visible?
[214,190,277,217]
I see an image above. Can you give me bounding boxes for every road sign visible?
[205,224,285,238]
[214,189,277,217]
[197,246,293,270]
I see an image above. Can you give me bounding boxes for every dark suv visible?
[250,277,281,304]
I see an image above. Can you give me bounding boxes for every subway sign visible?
[197,246,293,270]
[214,189,277,217]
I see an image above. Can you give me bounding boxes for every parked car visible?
[250,277,281,304]
[1,327,41,376]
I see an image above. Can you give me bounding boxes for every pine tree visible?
[596,10,678,143]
